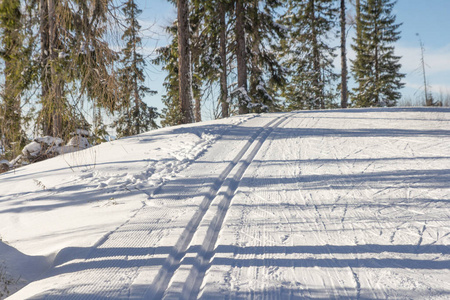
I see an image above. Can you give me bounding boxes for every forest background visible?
[0,0,449,166]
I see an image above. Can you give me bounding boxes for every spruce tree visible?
[247,0,286,113]
[282,0,338,110]
[351,0,404,107]
[153,23,183,127]
[156,0,228,124]
[157,0,286,121]
[0,0,29,159]
[229,0,286,114]
[113,0,158,138]
[190,0,222,122]
[35,0,120,139]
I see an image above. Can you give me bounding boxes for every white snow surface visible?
[1,108,450,299]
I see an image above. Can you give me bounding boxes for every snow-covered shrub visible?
[0,160,9,174]
[3,129,93,172]
[21,136,63,163]
[0,262,14,299]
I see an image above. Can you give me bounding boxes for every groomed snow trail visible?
[6,108,450,299]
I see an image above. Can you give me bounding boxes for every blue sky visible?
[138,0,450,113]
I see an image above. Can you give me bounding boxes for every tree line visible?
[0,0,404,161]
[157,0,404,125]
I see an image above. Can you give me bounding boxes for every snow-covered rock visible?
[21,141,42,158]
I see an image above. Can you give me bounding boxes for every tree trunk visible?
[374,19,379,106]
[355,0,362,104]
[194,97,201,122]
[177,0,193,124]
[249,0,260,111]
[40,0,51,135]
[419,38,431,106]
[219,0,229,118]
[236,0,248,114]
[340,0,348,108]
[131,3,141,134]
[310,0,322,109]
[47,0,62,137]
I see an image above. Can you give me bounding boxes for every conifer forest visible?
[0,0,437,166]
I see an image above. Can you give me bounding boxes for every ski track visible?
[4,108,450,299]
[196,109,450,299]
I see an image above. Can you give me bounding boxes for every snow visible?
[21,141,41,157]
[1,108,450,299]
[72,129,90,137]
[34,136,64,146]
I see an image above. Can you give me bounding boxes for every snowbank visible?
[0,114,254,296]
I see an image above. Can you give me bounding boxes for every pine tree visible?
[113,0,158,138]
[282,0,338,110]
[351,0,404,107]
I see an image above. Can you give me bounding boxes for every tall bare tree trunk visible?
[418,38,431,106]
[194,98,201,122]
[374,21,379,106]
[219,0,229,118]
[130,2,141,134]
[236,0,248,114]
[249,0,260,111]
[40,0,51,135]
[177,0,193,124]
[340,0,348,108]
[47,0,62,137]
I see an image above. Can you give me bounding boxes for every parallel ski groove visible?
[149,115,286,299]
[25,116,258,299]
[181,116,290,300]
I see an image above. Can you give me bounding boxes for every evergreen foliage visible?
[351,0,405,107]
[0,0,28,159]
[247,0,287,113]
[0,0,416,167]
[153,23,183,127]
[113,0,159,137]
[35,0,121,139]
[281,0,338,110]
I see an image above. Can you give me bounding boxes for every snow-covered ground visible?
[0,108,449,299]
